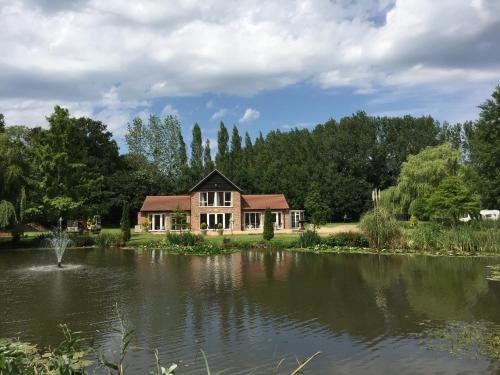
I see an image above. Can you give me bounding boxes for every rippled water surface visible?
[1,248,500,374]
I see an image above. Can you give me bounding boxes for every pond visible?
[1,248,499,374]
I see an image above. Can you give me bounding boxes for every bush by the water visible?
[68,233,95,247]
[298,230,321,247]
[322,232,369,247]
[360,208,402,249]
[408,220,500,253]
[166,231,203,246]
[95,233,122,248]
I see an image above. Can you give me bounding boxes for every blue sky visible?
[0,0,499,152]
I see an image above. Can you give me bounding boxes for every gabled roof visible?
[140,195,191,212]
[189,169,242,192]
[241,194,290,210]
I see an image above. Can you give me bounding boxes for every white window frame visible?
[244,212,261,230]
[148,212,165,231]
[199,191,233,207]
[290,210,305,229]
[201,213,232,230]
[272,211,283,229]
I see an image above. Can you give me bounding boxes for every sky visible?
[0,0,499,152]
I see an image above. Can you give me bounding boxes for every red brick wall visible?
[190,191,242,231]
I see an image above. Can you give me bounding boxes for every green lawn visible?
[320,222,359,228]
[1,223,354,249]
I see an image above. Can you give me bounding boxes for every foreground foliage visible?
[0,320,319,375]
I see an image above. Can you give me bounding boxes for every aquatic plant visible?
[298,230,321,248]
[360,208,402,249]
[0,321,319,375]
[322,232,369,248]
[417,321,500,361]
[166,231,203,246]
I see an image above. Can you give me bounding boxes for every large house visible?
[136,169,304,232]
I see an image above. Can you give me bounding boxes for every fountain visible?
[45,218,72,268]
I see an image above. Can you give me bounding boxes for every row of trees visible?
[0,86,498,233]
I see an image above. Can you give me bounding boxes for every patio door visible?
[150,213,164,231]
[205,213,232,230]
[291,210,304,229]
[272,212,282,229]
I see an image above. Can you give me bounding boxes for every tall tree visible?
[203,138,214,174]
[304,182,330,231]
[177,132,190,192]
[378,144,461,218]
[426,175,480,222]
[468,85,500,208]
[125,117,147,156]
[215,122,229,172]
[0,113,5,133]
[28,106,119,223]
[229,125,242,180]
[190,123,204,181]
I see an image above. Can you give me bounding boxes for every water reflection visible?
[0,249,499,374]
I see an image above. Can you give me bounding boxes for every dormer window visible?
[200,191,232,207]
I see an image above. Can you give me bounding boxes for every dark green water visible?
[1,248,499,374]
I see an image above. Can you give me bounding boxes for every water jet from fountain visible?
[45,228,72,268]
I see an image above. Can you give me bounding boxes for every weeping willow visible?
[0,200,16,228]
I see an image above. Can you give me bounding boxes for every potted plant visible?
[217,222,224,235]
[200,222,208,235]
[142,218,151,232]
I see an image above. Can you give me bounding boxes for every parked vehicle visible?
[480,209,499,220]
[66,215,101,234]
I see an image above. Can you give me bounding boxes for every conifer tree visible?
[229,125,242,180]
[0,113,5,133]
[263,207,274,241]
[120,201,131,242]
[190,123,204,181]
[215,122,229,172]
[203,139,214,174]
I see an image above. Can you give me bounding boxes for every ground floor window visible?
[272,212,282,229]
[200,213,232,230]
[290,210,305,229]
[148,213,165,231]
[245,212,261,229]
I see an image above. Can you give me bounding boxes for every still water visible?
[1,248,499,374]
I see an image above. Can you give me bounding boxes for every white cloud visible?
[161,104,180,118]
[0,0,499,128]
[239,108,260,123]
[210,108,227,121]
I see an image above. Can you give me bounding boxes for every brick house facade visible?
[136,170,304,233]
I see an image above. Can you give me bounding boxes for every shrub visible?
[95,233,122,249]
[298,230,321,248]
[166,231,203,246]
[200,222,207,230]
[360,208,402,249]
[323,232,369,247]
[68,233,95,247]
[407,221,500,254]
[408,222,442,251]
[409,215,418,228]
[263,208,274,241]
